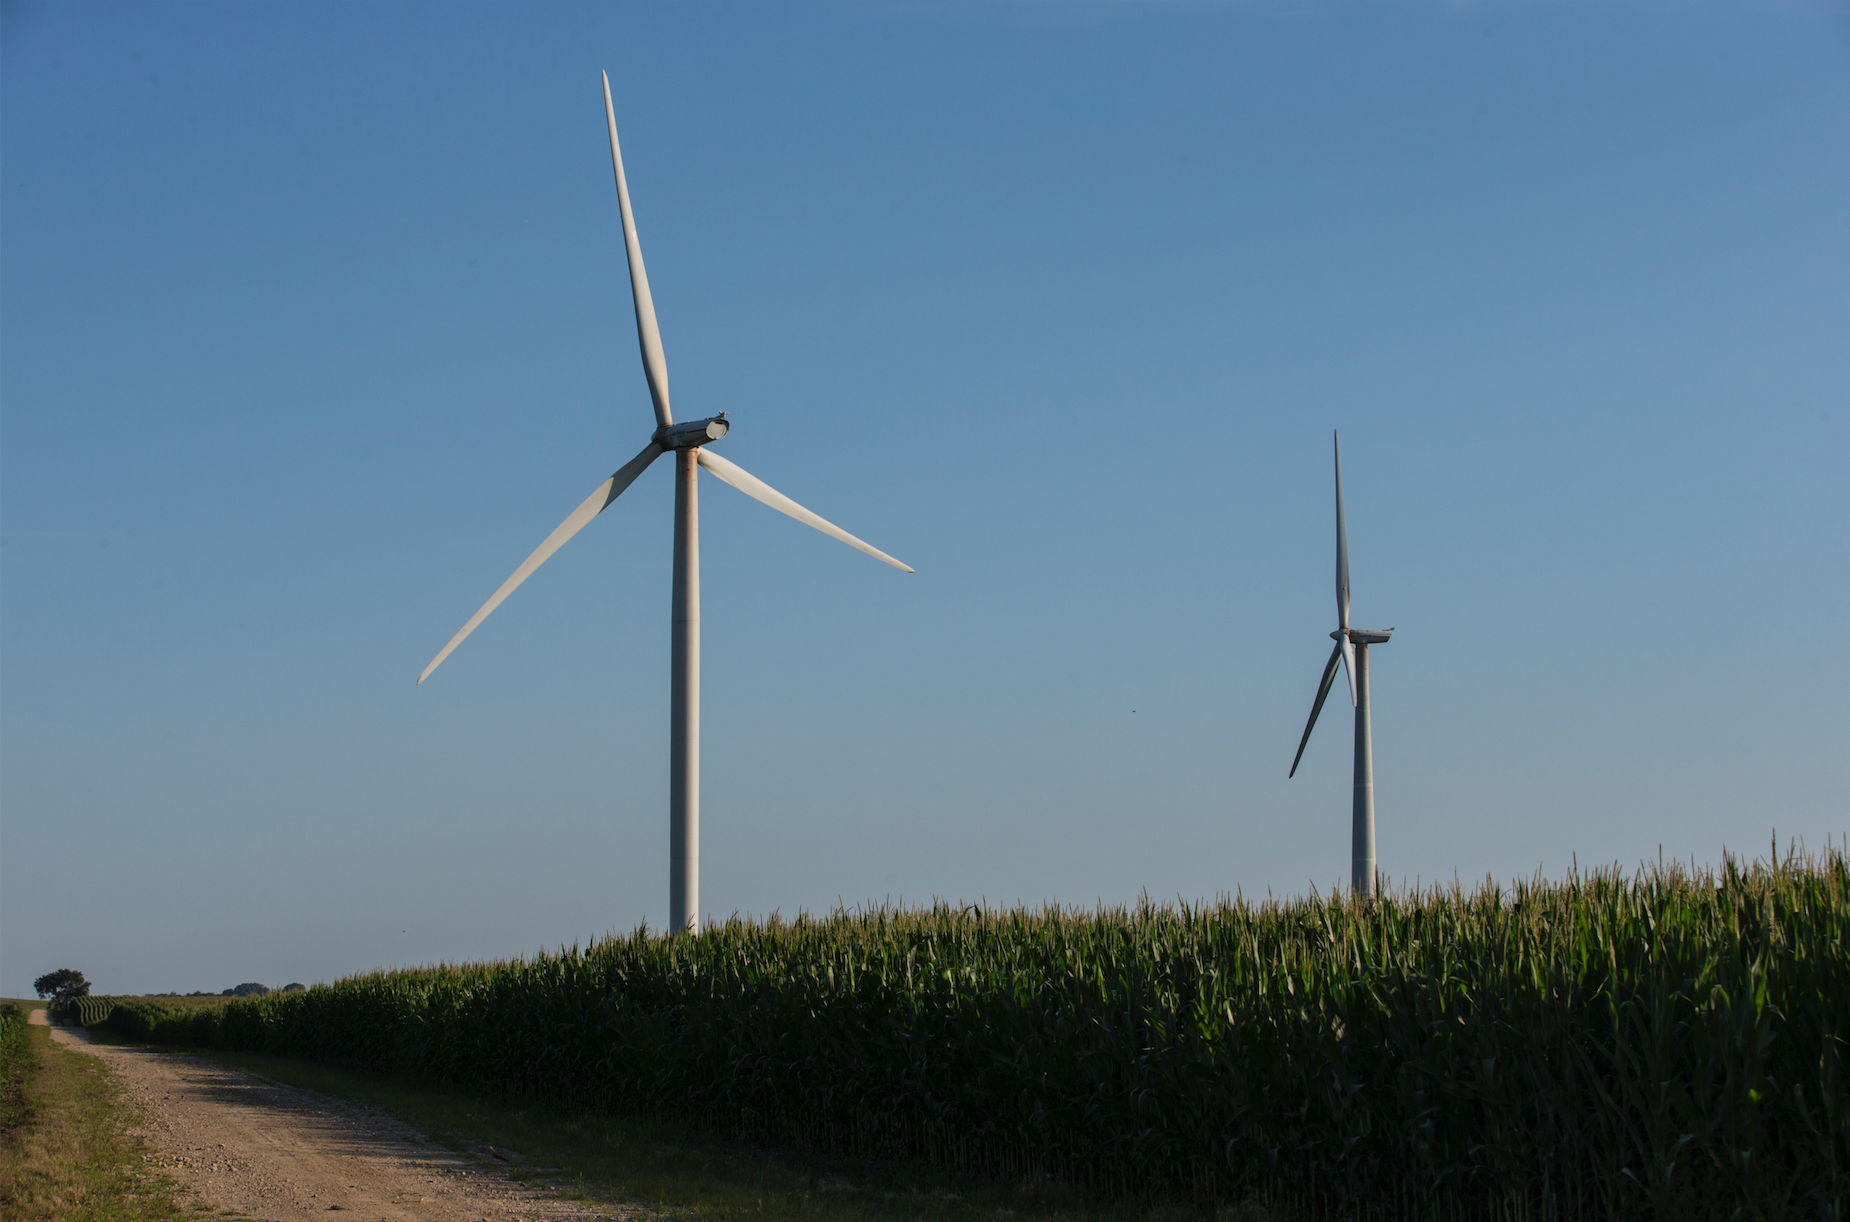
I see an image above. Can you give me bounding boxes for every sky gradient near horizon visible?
[3,1,1847,998]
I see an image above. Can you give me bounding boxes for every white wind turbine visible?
[1287,431,1393,900]
[418,73,913,935]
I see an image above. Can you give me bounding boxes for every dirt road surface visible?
[30,1009,638,1221]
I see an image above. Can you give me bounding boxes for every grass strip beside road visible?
[172,1045,1236,1222]
[0,1022,194,1222]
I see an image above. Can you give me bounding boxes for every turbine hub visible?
[657,414,729,450]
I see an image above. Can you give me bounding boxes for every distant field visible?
[57,994,235,1029]
[79,849,1850,1220]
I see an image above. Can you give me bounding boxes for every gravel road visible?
[30,1009,639,1221]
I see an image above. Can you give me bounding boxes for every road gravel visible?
[30,1008,639,1221]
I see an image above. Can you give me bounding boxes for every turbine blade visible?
[1334,430,1350,631]
[418,441,663,684]
[1290,641,1345,778]
[1339,632,1358,707]
[696,448,914,572]
[602,72,672,429]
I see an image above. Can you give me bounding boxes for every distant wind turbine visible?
[1288,432,1393,901]
[418,73,913,935]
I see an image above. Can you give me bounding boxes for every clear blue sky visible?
[4,1,1846,998]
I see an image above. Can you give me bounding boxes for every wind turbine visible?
[417,73,914,935]
[1287,431,1393,901]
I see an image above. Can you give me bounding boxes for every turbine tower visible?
[1288,431,1393,900]
[418,73,913,935]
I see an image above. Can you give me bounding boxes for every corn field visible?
[97,848,1848,1220]
[62,995,125,1026]
[62,993,229,1027]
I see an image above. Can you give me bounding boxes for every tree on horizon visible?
[33,969,90,1003]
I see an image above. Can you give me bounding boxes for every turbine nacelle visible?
[1334,628,1394,646]
[657,414,729,450]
